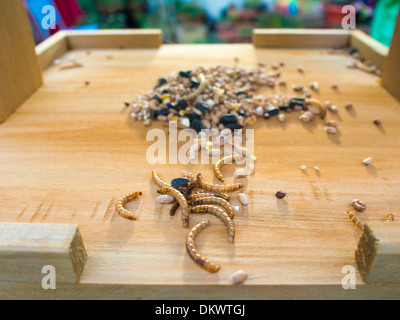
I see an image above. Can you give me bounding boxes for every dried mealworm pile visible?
[153,169,249,273]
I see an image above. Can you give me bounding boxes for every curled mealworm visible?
[188,191,230,201]
[182,172,197,183]
[186,220,220,273]
[115,191,142,220]
[188,196,235,219]
[170,181,198,216]
[187,73,206,101]
[197,173,243,194]
[158,186,190,227]
[348,211,365,230]
[214,154,245,182]
[190,205,235,243]
[152,170,171,188]
[305,98,327,119]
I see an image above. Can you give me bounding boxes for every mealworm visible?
[115,191,142,220]
[158,186,190,227]
[188,196,235,219]
[182,172,197,183]
[186,220,220,273]
[213,154,244,182]
[305,98,327,119]
[170,181,198,216]
[348,211,365,230]
[152,170,171,188]
[188,191,230,201]
[191,205,235,243]
[187,73,206,101]
[197,173,243,194]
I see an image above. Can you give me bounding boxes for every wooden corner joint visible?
[0,223,87,284]
[355,222,400,284]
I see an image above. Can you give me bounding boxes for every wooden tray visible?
[1,2,400,299]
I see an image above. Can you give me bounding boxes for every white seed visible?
[300,165,307,170]
[181,117,190,128]
[325,120,338,127]
[298,65,304,73]
[309,105,321,115]
[363,157,373,165]
[325,126,338,134]
[233,206,240,212]
[156,195,175,204]
[236,146,250,157]
[53,58,62,65]
[278,114,285,122]
[238,193,248,205]
[233,168,248,179]
[229,270,248,285]
[299,111,314,122]
[328,105,339,113]
[314,166,320,171]
[310,81,319,90]
[255,106,264,116]
[144,119,151,126]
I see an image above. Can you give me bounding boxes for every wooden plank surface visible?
[0,0,43,123]
[0,223,87,283]
[253,29,350,48]
[0,44,400,299]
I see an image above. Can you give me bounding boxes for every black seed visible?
[236,91,248,97]
[177,99,188,110]
[179,70,191,78]
[154,77,167,89]
[279,105,291,111]
[348,47,358,55]
[150,109,158,120]
[237,110,246,117]
[190,80,200,88]
[224,123,243,130]
[195,102,209,114]
[191,119,203,132]
[171,178,191,188]
[275,190,286,199]
[219,115,238,125]
[264,107,279,117]
[157,108,170,116]
[161,89,169,94]
[289,98,305,108]
[153,95,163,104]
[184,113,201,121]
[166,102,179,111]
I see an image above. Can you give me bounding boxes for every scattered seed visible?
[298,65,304,73]
[314,166,320,171]
[373,119,381,125]
[363,157,373,165]
[238,193,248,205]
[352,199,367,212]
[278,114,285,122]
[230,270,248,285]
[325,126,338,134]
[233,168,248,179]
[310,81,319,90]
[325,120,338,127]
[332,83,338,90]
[275,190,286,199]
[156,195,175,204]
[385,213,394,222]
[300,165,307,170]
[345,103,353,110]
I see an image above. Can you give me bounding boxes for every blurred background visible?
[26,0,399,47]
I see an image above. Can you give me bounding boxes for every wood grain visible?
[0,44,400,298]
[0,0,43,123]
[0,223,87,283]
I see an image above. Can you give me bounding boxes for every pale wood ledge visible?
[0,223,87,283]
[66,29,162,50]
[252,29,351,48]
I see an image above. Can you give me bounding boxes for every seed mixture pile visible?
[128,61,340,133]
